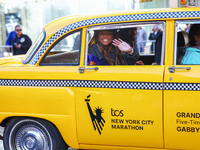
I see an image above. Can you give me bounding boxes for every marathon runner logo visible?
[85,95,105,135]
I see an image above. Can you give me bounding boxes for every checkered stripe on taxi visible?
[164,83,200,91]
[1,79,200,91]
[0,79,162,90]
[29,11,200,65]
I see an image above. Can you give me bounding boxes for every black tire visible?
[3,117,68,150]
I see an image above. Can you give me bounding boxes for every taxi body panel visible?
[76,65,164,148]
[0,7,200,150]
[164,65,200,150]
[0,66,79,148]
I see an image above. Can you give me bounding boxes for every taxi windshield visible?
[22,30,46,64]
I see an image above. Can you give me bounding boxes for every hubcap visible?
[15,125,50,150]
[25,137,36,148]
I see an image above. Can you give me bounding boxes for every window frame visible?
[39,29,82,66]
[174,20,200,65]
[22,30,46,64]
[84,21,166,66]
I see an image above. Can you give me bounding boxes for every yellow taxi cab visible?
[0,7,200,150]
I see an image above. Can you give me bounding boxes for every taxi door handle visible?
[78,67,99,73]
[168,66,191,73]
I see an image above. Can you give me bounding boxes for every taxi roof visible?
[44,7,200,32]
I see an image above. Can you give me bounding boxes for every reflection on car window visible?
[22,31,45,64]
[41,30,81,65]
[87,22,164,66]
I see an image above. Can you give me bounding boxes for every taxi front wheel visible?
[3,117,68,150]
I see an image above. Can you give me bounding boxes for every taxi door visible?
[164,20,200,150]
[76,25,164,148]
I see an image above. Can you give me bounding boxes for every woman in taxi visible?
[181,24,200,64]
[87,29,139,65]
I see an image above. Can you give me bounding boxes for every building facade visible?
[0,0,198,45]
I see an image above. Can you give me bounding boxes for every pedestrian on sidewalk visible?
[5,30,17,52]
[12,25,32,55]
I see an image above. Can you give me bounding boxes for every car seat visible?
[42,50,79,64]
[177,31,189,64]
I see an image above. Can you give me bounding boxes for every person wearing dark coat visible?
[88,43,139,65]
[12,25,32,55]
[149,25,162,53]
[154,33,162,65]
[88,30,139,66]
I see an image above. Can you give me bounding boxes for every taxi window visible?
[175,21,200,65]
[86,22,165,66]
[22,30,45,64]
[40,30,81,65]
